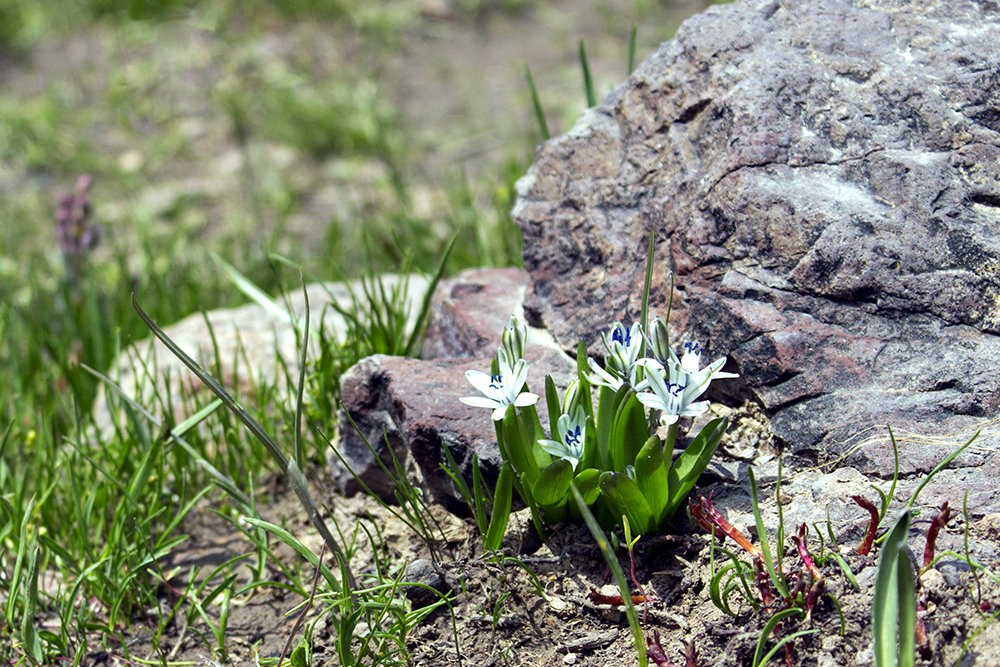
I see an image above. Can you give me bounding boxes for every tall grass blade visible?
[753,607,803,667]
[906,430,977,509]
[525,66,550,140]
[748,467,788,598]
[570,484,646,667]
[627,26,637,75]
[211,252,303,334]
[403,232,457,357]
[578,40,596,108]
[132,294,355,589]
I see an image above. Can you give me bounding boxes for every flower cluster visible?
[459,310,739,534]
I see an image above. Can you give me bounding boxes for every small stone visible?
[402,558,451,608]
[563,653,577,664]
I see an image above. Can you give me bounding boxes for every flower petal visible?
[460,396,502,409]
[465,369,496,396]
[514,392,540,407]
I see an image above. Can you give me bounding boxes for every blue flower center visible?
[684,341,701,355]
[612,327,632,347]
[665,381,686,396]
[565,425,582,447]
[489,374,503,390]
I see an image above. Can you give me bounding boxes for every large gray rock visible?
[511,0,1000,512]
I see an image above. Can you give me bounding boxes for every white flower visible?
[587,321,644,390]
[586,356,626,391]
[538,407,587,469]
[460,355,539,421]
[635,341,739,425]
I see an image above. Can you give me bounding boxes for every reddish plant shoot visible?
[646,629,674,667]
[922,501,951,571]
[852,495,880,556]
[689,495,764,563]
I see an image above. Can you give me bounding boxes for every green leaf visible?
[599,472,654,534]
[579,39,596,108]
[211,251,303,334]
[545,375,561,439]
[633,435,670,527]
[569,485,647,667]
[906,430,977,510]
[611,392,647,473]
[524,65,550,140]
[576,340,594,418]
[873,510,914,667]
[501,406,538,483]
[485,463,514,551]
[897,549,917,667]
[753,608,804,667]
[534,459,573,508]
[667,417,727,522]
[595,385,617,469]
[517,403,551,472]
[748,467,788,599]
[573,468,601,504]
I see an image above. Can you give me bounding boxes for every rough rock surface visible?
[511,0,1000,511]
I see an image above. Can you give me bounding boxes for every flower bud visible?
[501,315,527,363]
[563,379,581,414]
[646,317,671,363]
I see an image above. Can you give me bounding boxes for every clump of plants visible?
[688,430,997,667]
[459,270,738,535]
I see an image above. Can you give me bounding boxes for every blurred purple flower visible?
[56,174,102,279]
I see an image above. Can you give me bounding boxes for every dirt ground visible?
[102,436,1000,667]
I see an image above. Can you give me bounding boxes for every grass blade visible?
[627,25,637,75]
[748,467,788,598]
[211,252,303,334]
[570,484,646,667]
[525,65,550,140]
[579,39,596,107]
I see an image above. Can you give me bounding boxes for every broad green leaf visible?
[534,459,573,508]
[580,415,598,471]
[501,406,538,483]
[873,510,914,667]
[600,472,654,534]
[573,469,601,504]
[518,403,551,471]
[611,392,647,473]
[595,385,617,469]
[633,435,670,527]
[484,463,514,551]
